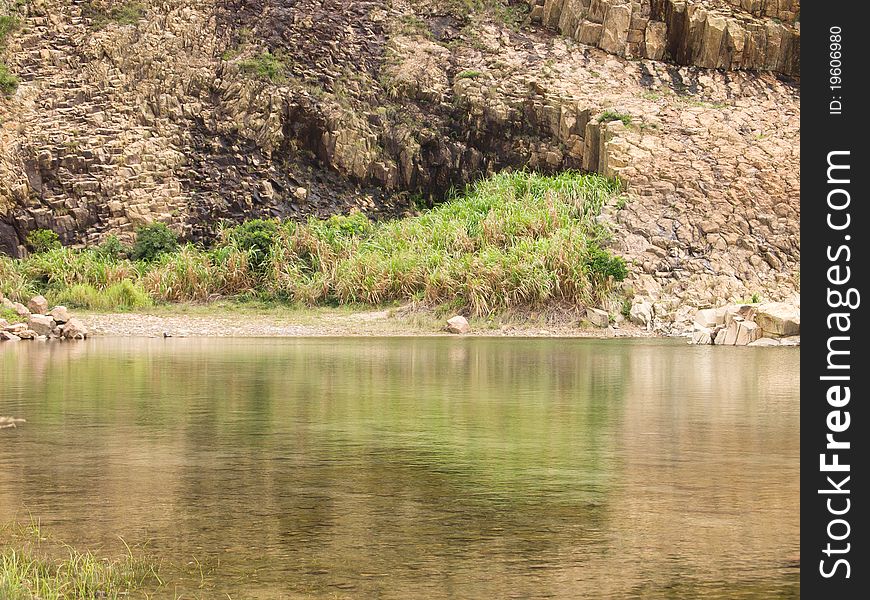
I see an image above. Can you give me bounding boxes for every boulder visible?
[27,295,49,315]
[0,331,21,341]
[586,307,610,328]
[12,303,29,318]
[0,318,8,329]
[16,329,38,339]
[713,327,728,345]
[61,318,89,340]
[27,314,56,337]
[780,336,801,346]
[446,315,470,334]
[49,305,71,324]
[1,297,15,310]
[755,302,800,337]
[629,299,653,328]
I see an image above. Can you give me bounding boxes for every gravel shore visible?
[78,308,652,339]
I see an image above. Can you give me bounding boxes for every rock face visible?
[446,315,470,334]
[530,0,799,77]
[1,1,800,319]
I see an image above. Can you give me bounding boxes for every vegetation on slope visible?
[0,171,628,315]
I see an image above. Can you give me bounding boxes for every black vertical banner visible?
[802,2,867,597]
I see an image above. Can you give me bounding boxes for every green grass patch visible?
[0,307,25,324]
[598,110,632,126]
[82,1,146,29]
[0,15,21,46]
[0,61,18,96]
[238,52,286,82]
[2,172,628,316]
[1,521,161,599]
[456,69,483,79]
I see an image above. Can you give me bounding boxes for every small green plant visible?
[615,196,629,210]
[131,223,179,262]
[0,306,25,324]
[225,218,279,270]
[456,70,483,79]
[585,242,628,283]
[640,90,663,101]
[598,110,632,126]
[25,229,61,254]
[95,234,128,260]
[111,1,146,25]
[0,15,20,45]
[238,52,286,81]
[0,61,18,96]
[751,292,761,304]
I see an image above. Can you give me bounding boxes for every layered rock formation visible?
[0,0,799,324]
[528,0,799,76]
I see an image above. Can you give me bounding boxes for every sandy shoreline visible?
[76,306,658,339]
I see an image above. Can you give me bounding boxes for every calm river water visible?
[0,338,799,598]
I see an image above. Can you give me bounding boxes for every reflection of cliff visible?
[0,339,798,597]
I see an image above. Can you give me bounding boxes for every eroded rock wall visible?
[0,0,799,318]
[528,0,799,76]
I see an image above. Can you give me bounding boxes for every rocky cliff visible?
[0,0,799,320]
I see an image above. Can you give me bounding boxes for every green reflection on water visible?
[0,338,799,599]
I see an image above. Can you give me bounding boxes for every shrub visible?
[94,234,129,260]
[0,15,20,46]
[223,219,279,270]
[25,229,61,253]
[0,61,18,96]
[584,242,628,283]
[132,223,179,262]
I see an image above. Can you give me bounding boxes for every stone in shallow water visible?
[61,318,89,340]
[27,314,56,337]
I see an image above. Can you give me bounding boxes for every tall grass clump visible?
[1,521,161,599]
[1,171,628,315]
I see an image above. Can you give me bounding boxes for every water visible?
[0,338,799,598]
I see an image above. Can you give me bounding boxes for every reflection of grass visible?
[0,520,162,599]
